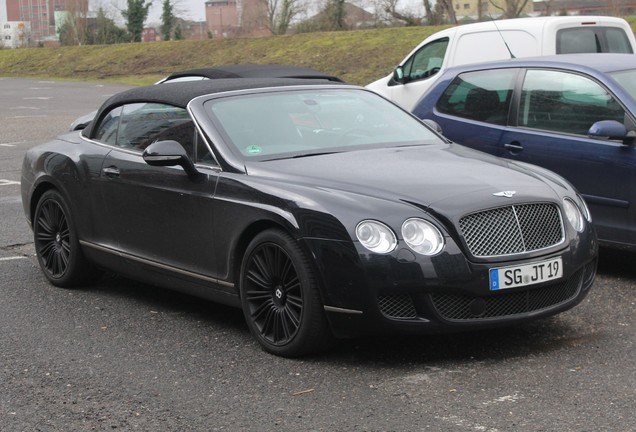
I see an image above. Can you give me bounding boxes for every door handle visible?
[102,166,120,178]
[504,142,524,153]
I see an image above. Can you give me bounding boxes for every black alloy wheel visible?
[33,190,96,287]
[240,229,332,357]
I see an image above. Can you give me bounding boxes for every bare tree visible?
[489,0,531,19]
[423,0,444,25]
[58,0,90,45]
[321,0,348,30]
[438,0,457,24]
[382,0,422,26]
[267,0,304,35]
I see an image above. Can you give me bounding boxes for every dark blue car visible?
[413,53,636,250]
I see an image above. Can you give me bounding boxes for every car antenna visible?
[489,14,516,59]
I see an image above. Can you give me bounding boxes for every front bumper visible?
[304,229,597,338]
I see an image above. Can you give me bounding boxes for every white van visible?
[367,16,636,110]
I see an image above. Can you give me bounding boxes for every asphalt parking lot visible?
[0,78,634,431]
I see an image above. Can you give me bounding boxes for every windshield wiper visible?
[263,151,342,161]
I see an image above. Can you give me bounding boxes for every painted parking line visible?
[0,256,28,262]
[23,97,52,100]
[7,115,47,119]
[0,180,20,186]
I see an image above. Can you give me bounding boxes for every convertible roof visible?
[85,77,346,137]
[161,64,344,83]
[104,77,344,109]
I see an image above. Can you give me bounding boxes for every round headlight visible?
[356,220,397,254]
[401,218,445,256]
[563,198,584,232]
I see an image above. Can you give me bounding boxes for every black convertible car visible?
[22,78,597,356]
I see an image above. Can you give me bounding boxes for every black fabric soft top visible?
[162,64,344,83]
[84,77,344,138]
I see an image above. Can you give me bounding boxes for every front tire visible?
[240,229,333,357]
[33,189,97,287]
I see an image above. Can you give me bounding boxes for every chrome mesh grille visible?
[378,295,417,319]
[430,269,583,322]
[459,203,563,257]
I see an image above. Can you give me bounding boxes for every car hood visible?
[244,144,566,216]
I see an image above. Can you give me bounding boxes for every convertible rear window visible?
[204,89,441,159]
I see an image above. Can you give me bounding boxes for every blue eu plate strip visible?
[489,268,500,291]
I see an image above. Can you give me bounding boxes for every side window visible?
[519,70,625,135]
[115,103,196,158]
[93,106,123,145]
[195,132,215,164]
[436,69,517,125]
[403,38,449,83]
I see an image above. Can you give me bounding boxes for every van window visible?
[436,69,517,125]
[606,28,633,53]
[557,27,633,54]
[402,38,449,83]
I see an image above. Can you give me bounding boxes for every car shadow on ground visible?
[597,246,636,278]
[80,266,606,365]
[87,273,250,335]
[320,316,588,366]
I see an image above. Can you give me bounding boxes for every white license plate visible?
[489,257,563,291]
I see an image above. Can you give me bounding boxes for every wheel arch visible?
[28,180,59,227]
[231,219,298,296]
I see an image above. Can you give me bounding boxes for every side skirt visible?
[80,241,240,308]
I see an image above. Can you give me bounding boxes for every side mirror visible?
[143,140,200,178]
[392,66,406,84]
[422,119,443,135]
[588,120,635,145]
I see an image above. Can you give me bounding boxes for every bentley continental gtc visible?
[21,78,598,356]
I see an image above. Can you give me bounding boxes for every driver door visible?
[93,102,223,281]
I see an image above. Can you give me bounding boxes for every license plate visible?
[489,257,562,291]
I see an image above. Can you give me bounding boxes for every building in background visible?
[533,0,636,16]
[142,26,158,42]
[5,0,88,43]
[1,20,30,47]
[175,18,209,40]
[205,0,268,38]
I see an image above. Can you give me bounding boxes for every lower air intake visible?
[378,295,417,319]
[430,269,583,322]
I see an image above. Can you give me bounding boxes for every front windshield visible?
[204,88,442,160]
[609,69,636,101]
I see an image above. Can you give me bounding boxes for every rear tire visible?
[239,229,333,357]
[33,190,99,287]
